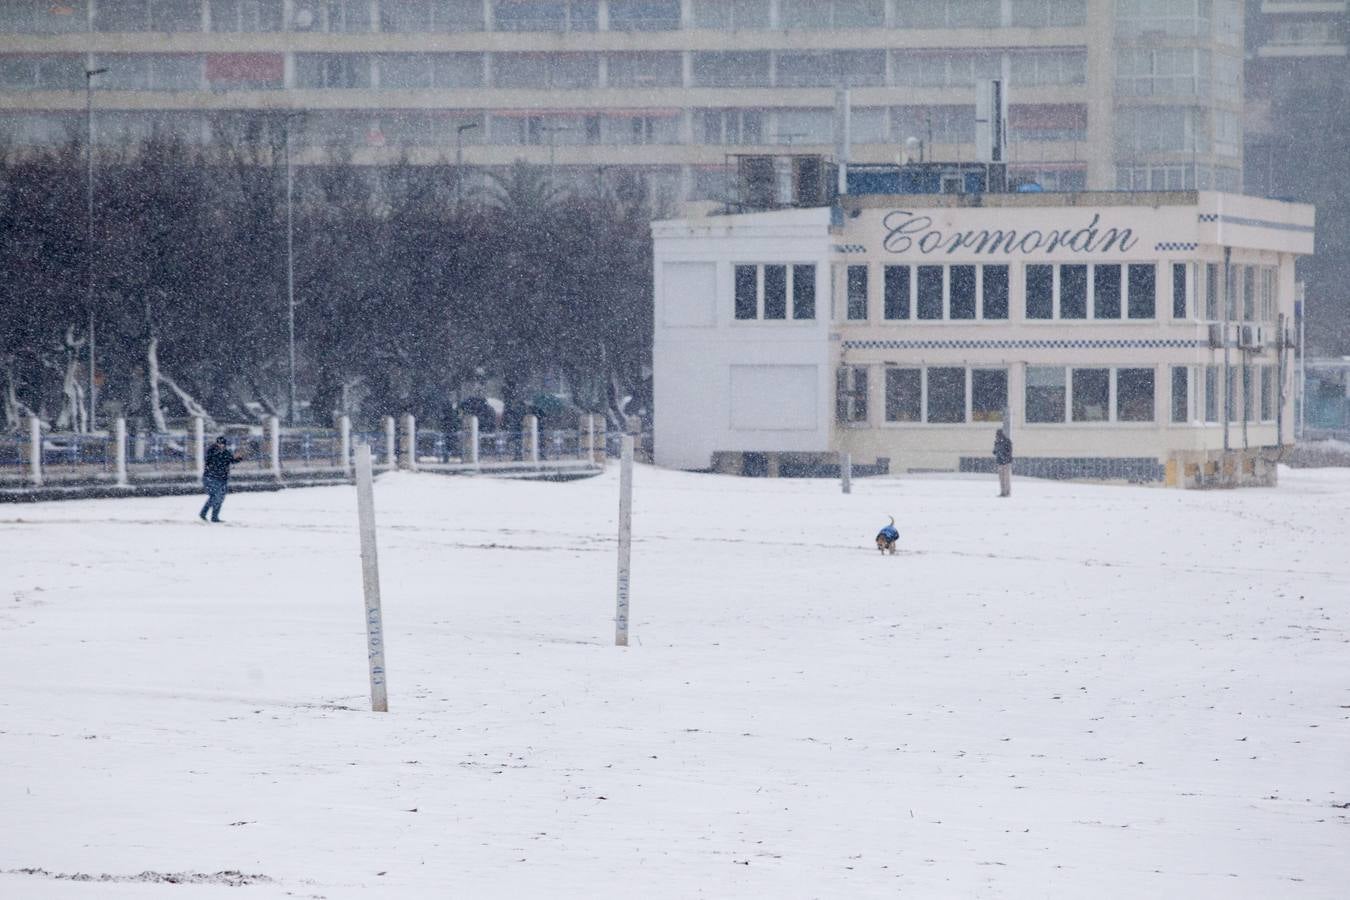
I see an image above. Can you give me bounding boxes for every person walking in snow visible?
[993,428,1013,498]
[200,436,245,523]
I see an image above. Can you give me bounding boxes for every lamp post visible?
[283,112,303,427]
[455,121,478,205]
[85,66,108,433]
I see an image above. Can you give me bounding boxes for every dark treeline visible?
[0,133,655,434]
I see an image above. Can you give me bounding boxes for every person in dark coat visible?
[993,428,1013,498]
[200,436,245,522]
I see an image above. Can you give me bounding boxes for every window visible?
[781,0,884,28]
[950,266,976,320]
[916,266,943,320]
[210,0,282,31]
[1060,264,1087,319]
[1010,0,1087,26]
[762,265,787,320]
[692,0,769,29]
[884,266,910,320]
[982,266,1009,319]
[891,51,1000,89]
[1008,104,1088,143]
[1072,368,1110,422]
[1010,50,1086,86]
[926,368,966,424]
[0,55,84,90]
[885,369,922,422]
[778,50,885,88]
[1116,106,1207,154]
[1227,367,1238,424]
[793,265,816,319]
[1118,368,1155,422]
[895,0,999,27]
[1171,366,1189,423]
[1128,264,1156,319]
[699,109,764,145]
[734,265,757,320]
[607,52,682,87]
[1115,48,1211,98]
[602,114,679,145]
[295,54,372,89]
[892,106,975,144]
[1205,262,1219,320]
[494,0,598,31]
[95,54,203,90]
[692,52,770,88]
[1242,266,1255,322]
[380,0,484,31]
[1204,365,1219,423]
[847,265,869,320]
[1093,265,1121,319]
[1172,263,1187,319]
[290,0,371,32]
[837,366,869,423]
[1260,367,1275,421]
[0,1,89,33]
[1026,367,1066,423]
[378,54,483,89]
[1242,366,1254,422]
[972,369,1007,422]
[1026,264,1053,320]
[494,53,598,89]
[608,0,680,31]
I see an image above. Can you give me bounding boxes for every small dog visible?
[875,516,899,555]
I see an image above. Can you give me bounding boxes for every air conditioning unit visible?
[1207,324,1224,348]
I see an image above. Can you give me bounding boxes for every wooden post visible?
[840,451,852,494]
[28,415,42,487]
[354,443,389,713]
[465,415,479,467]
[524,414,539,464]
[401,413,417,471]
[383,415,396,468]
[113,417,128,487]
[338,414,352,475]
[615,434,634,647]
[192,415,205,478]
[267,415,281,479]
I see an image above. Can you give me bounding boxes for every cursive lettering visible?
[881,210,1139,257]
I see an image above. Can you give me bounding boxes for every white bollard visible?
[338,414,352,475]
[615,434,634,647]
[383,416,396,468]
[192,416,205,478]
[354,444,389,713]
[840,451,852,495]
[29,415,42,488]
[465,415,479,467]
[402,413,417,471]
[267,415,281,479]
[524,414,539,464]
[114,417,128,487]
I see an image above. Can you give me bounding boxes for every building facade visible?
[1,0,1245,206]
[652,189,1314,485]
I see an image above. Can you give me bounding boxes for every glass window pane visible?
[1260,367,1275,420]
[916,265,943,319]
[764,265,787,319]
[1071,368,1110,421]
[926,368,966,423]
[734,264,757,319]
[1128,263,1156,319]
[1172,262,1187,318]
[1171,366,1188,422]
[982,265,1008,319]
[1204,365,1219,422]
[884,266,910,320]
[1026,264,1053,319]
[847,265,868,320]
[1093,264,1121,318]
[1060,264,1087,319]
[1026,366,1066,423]
[1205,262,1219,319]
[972,369,1007,422]
[1118,368,1155,421]
[950,265,976,319]
[792,264,815,319]
[885,368,921,422]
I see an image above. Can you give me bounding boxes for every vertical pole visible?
[1297,284,1306,440]
[615,434,634,647]
[29,415,42,488]
[525,414,539,464]
[383,415,396,468]
[192,416,205,478]
[113,416,128,487]
[286,116,297,428]
[354,444,389,713]
[1222,246,1231,452]
[86,70,97,433]
[466,414,479,466]
[840,451,852,494]
[402,413,417,471]
[267,415,281,478]
[339,414,352,475]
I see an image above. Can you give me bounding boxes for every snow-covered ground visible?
[2,466,1347,899]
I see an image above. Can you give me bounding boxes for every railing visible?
[128,431,195,474]
[278,429,344,469]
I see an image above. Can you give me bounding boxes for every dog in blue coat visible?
[875,516,899,555]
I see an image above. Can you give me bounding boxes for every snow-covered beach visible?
[2,467,1347,898]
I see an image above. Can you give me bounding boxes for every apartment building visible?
[0,0,1245,207]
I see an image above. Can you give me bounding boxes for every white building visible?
[653,188,1314,486]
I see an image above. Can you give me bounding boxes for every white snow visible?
[2,467,1348,899]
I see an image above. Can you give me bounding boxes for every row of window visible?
[1114,163,1242,193]
[1115,48,1242,103]
[1115,106,1241,159]
[734,264,817,321]
[0,49,1090,93]
[832,262,1279,325]
[836,362,1283,427]
[0,0,1089,34]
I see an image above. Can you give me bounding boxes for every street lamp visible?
[282,111,304,427]
[455,121,479,205]
[85,66,108,433]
